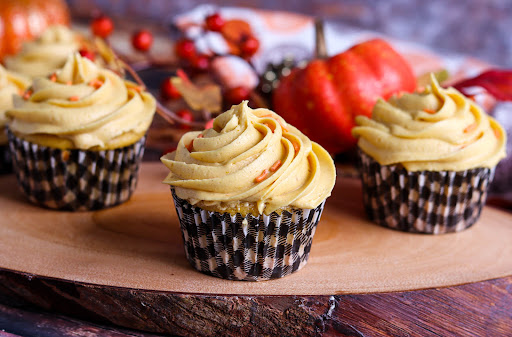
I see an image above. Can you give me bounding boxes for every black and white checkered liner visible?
[358,150,494,234]
[7,129,146,211]
[171,189,326,281]
[0,144,12,174]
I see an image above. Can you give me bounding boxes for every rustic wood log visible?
[0,163,511,336]
[0,303,163,337]
[0,271,511,336]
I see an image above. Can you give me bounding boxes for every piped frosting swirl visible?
[352,75,506,171]
[161,101,336,215]
[6,53,156,150]
[5,25,80,78]
[0,66,30,144]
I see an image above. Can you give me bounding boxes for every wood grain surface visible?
[0,271,511,336]
[0,163,511,336]
[0,163,511,295]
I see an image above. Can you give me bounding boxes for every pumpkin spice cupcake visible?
[0,65,30,174]
[4,25,81,78]
[161,101,336,281]
[6,53,156,210]
[352,75,506,234]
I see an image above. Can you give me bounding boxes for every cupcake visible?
[4,25,80,78]
[6,53,156,211]
[352,74,506,234]
[161,101,336,281]
[0,66,30,174]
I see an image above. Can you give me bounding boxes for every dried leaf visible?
[221,19,252,43]
[452,69,512,101]
[92,37,125,76]
[171,77,222,113]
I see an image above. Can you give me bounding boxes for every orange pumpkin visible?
[0,0,70,60]
[273,39,416,154]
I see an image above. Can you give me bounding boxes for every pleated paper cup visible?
[0,144,12,174]
[357,150,495,234]
[7,129,146,211]
[171,189,326,281]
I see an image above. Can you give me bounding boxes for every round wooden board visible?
[0,163,511,296]
[1,162,512,336]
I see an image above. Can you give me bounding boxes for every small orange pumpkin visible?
[0,0,70,60]
[273,38,416,153]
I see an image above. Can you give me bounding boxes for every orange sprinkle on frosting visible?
[464,122,477,133]
[263,122,275,132]
[49,73,57,82]
[186,141,194,152]
[88,79,104,89]
[423,108,436,114]
[254,169,269,183]
[260,114,288,132]
[292,141,300,154]
[66,81,72,86]
[493,127,500,139]
[68,96,80,101]
[197,134,204,139]
[269,160,282,172]
[22,90,33,100]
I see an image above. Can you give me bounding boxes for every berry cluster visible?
[174,13,260,71]
[89,12,260,130]
[169,13,261,116]
[91,15,154,52]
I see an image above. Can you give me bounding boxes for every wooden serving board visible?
[0,163,511,336]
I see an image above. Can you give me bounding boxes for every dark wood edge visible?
[0,303,166,337]
[0,268,511,337]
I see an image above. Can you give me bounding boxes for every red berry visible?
[131,30,153,52]
[205,13,225,32]
[160,78,181,100]
[191,54,209,71]
[91,15,114,38]
[177,109,194,129]
[175,39,196,60]
[79,49,95,61]
[241,36,260,57]
[225,86,250,104]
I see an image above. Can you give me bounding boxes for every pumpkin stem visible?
[315,19,328,59]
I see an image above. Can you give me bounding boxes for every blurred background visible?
[62,0,511,204]
[68,0,512,67]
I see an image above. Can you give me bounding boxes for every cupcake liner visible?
[7,129,146,211]
[488,102,512,199]
[0,144,12,174]
[358,150,495,234]
[171,189,326,281]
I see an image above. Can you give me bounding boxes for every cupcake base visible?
[8,129,146,211]
[171,189,326,281]
[358,150,494,234]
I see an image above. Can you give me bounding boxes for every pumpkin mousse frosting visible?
[0,66,30,144]
[6,53,156,150]
[161,101,336,215]
[4,25,80,78]
[352,74,506,172]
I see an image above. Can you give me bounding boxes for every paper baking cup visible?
[358,150,494,234]
[171,189,326,281]
[7,129,146,211]
[0,144,12,174]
